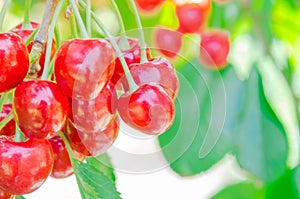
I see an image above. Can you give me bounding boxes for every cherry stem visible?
[41,0,64,80]
[0,0,10,32]
[14,125,25,142]
[128,0,148,63]
[0,93,8,116]
[69,0,89,39]
[22,0,33,29]
[29,0,59,77]
[25,26,39,46]
[111,0,130,50]
[86,0,91,36]
[78,0,139,92]
[0,111,13,132]
[70,14,78,38]
[59,132,86,198]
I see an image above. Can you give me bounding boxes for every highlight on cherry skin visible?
[54,38,115,100]
[0,32,29,93]
[128,57,180,101]
[118,84,175,135]
[65,117,120,157]
[13,80,70,140]
[0,137,54,195]
[69,82,118,133]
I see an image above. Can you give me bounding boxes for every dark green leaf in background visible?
[211,182,265,199]
[158,61,244,176]
[234,69,288,185]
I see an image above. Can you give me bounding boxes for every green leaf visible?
[158,61,244,176]
[234,69,288,184]
[74,159,121,199]
[257,57,300,168]
[15,196,26,199]
[86,153,116,181]
[265,169,299,199]
[211,182,265,199]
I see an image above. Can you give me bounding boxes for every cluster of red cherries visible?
[0,14,179,198]
[136,0,231,69]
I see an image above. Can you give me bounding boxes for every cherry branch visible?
[28,0,59,77]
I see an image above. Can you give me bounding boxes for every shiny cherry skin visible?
[65,117,119,157]
[0,33,29,93]
[69,82,117,132]
[153,27,182,58]
[175,1,211,33]
[135,0,164,11]
[199,30,230,69]
[0,188,13,199]
[128,57,179,100]
[0,104,15,136]
[118,84,175,135]
[54,38,115,100]
[13,80,69,140]
[49,136,85,179]
[0,137,54,195]
[11,22,56,78]
[110,37,151,90]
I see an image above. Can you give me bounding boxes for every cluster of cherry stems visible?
[0,0,230,198]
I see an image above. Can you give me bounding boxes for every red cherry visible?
[199,29,230,69]
[49,136,85,179]
[69,82,117,132]
[0,104,15,136]
[65,117,119,156]
[54,38,115,100]
[0,188,13,199]
[11,22,56,78]
[118,84,175,135]
[129,57,179,100]
[175,1,211,33]
[135,0,164,11]
[0,33,29,93]
[110,37,151,90]
[13,80,69,140]
[153,27,182,58]
[0,137,54,195]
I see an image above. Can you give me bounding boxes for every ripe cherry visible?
[65,117,119,157]
[110,37,151,90]
[135,0,164,11]
[0,137,54,195]
[118,84,175,135]
[0,188,13,199]
[153,27,182,58]
[11,22,56,78]
[175,1,211,33]
[69,82,117,132]
[13,80,69,140]
[199,29,230,69]
[0,33,29,93]
[128,57,179,100]
[0,104,15,136]
[49,136,85,179]
[54,38,115,100]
